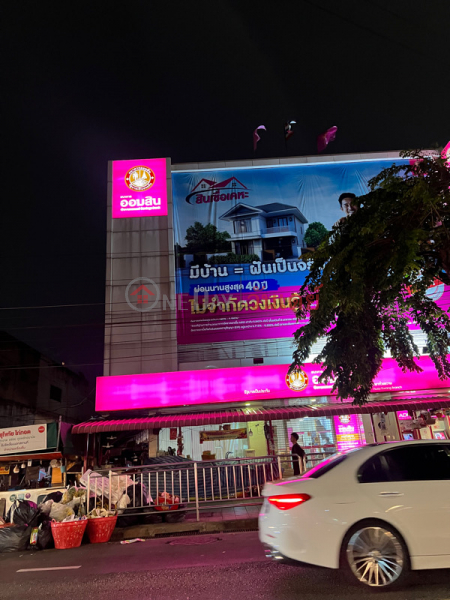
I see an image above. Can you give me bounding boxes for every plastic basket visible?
[86,516,117,544]
[51,519,88,550]
[154,504,179,512]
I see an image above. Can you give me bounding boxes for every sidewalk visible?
[111,504,261,541]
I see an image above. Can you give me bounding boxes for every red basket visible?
[86,516,118,544]
[154,504,179,512]
[51,519,88,550]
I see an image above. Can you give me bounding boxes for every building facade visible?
[73,152,450,464]
[0,331,91,428]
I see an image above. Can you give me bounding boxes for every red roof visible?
[72,396,450,434]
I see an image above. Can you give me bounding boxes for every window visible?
[358,444,450,483]
[234,219,251,234]
[306,453,348,478]
[50,384,62,403]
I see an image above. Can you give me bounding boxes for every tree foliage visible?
[291,150,450,405]
[304,222,329,248]
[185,222,231,253]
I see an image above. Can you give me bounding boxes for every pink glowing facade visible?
[96,355,450,412]
[112,158,168,218]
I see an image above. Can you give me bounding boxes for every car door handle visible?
[378,492,403,497]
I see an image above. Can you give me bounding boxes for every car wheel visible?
[342,521,409,589]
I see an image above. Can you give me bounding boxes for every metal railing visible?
[81,451,334,522]
[265,225,296,234]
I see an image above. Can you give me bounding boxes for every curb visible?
[110,518,258,541]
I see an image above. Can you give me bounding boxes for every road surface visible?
[1,531,450,599]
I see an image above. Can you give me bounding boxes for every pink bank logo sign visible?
[112,158,168,219]
[125,166,155,192]
[285,369,308,392]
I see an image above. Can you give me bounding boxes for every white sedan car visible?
[259,440,450,588]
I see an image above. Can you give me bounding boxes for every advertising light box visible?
[112,158,168,218]
[96,356,450,412]
[171,159,450,348]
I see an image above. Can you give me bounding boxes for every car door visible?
[357,443,450,558]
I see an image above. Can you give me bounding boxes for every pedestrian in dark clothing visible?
[291,433,306,476]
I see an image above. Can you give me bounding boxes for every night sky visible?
[1,1,449,387]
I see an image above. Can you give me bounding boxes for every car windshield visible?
[303,447,360,479]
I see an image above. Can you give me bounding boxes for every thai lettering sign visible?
[199,428,247,442]
[333,415,364,452]
[0,424,47,456]
[96,356,450,412]
[112,158,169,218]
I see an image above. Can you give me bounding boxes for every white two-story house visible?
[219,202,308,261]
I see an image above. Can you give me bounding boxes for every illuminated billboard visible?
[172,159,449,347]
[112,158,169,218]
[95,355,450,411]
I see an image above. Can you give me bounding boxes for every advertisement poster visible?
[172,159,449,347]
[333,415,364,452]
[0,424,47,456]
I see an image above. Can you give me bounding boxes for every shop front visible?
[90,153,450,471]
[72,356,450,468]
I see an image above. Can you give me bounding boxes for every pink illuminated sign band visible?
[112,158,169,218]
[96,355,450,412]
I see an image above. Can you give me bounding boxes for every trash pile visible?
[42,486,87,522]
[0,484,120,553]
[0,496,55,553]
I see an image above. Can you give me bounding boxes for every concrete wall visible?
[247,421,268,456]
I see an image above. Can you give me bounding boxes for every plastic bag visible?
[49,503,74,522]
[7,501,40,527]
[0,525,30,553]
[38,499,54,516]
[36,520,53,550]
[116,494,130,514]
[80,470,136,504]
[42,491,63,504]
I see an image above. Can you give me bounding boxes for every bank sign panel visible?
[112,158,169,218]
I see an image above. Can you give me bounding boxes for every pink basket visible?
[51,520,88,550]
[86,516,117,544]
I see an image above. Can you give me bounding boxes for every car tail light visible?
[268,493,311,510]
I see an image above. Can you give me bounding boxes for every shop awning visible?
[72,396,450,434]
[0,451,62,463]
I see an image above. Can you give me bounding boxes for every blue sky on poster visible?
[172,159,409,245]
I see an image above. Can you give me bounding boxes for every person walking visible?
[291,432,306,476]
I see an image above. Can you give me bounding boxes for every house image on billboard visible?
[219,202,308,261]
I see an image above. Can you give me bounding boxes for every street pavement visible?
[1,531,450,599]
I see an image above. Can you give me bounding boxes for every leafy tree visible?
[185,222,231,253]
[304,222,328,248]
[291,150,450,405]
